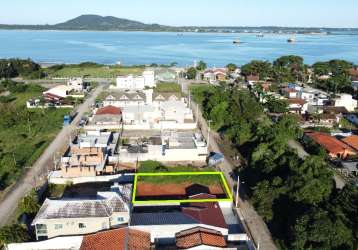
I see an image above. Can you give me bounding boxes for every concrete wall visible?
[48,172,134,185]
[118,145,207,163]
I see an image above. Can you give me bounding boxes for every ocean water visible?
[0,30,358,66]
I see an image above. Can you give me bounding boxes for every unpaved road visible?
[0,85,104,226]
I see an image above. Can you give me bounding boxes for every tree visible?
[273,55,306,82]
[265,96,288,113]
[196,60,207,71]
[0,224,29,246]
[226,63,237,72]
[241,60,272,79]
[292,208,354,250]
[289,156,333,205]
[19,190,40,216]
[186,67,197,80]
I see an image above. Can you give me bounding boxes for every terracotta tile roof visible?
[80,228,150,250]
[349,67,358,77]
[283,87,298,93]
[96,105,122,116]
[288,98,306,105]
[182,201,228,229]
[306,131,354,154]
[176,227,227,249]
[342,135,358,150]
[246,75,259,81]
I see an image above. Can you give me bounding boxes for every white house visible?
[67,78,84,92]
[43,85,73,99]
[334,94,358,112]
[115,70,156,90]
[32,184,131,240]
[118,131,208,163]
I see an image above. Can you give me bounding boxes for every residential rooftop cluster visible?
[6,69,250,250]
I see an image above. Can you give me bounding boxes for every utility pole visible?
[207,120,212,152]
[236,175,240,208]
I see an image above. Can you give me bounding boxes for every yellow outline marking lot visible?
[132,172,233,204]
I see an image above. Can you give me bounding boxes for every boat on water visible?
[287,36,296,43]
[233,38,240,44]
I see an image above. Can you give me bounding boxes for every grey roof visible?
[131,212,198,226]
[32,185,132,224]
[104,91,146,101]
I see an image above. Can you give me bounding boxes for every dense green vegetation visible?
[0,80,70,191]
[241,55,307,83]
[0,59,42,79]
[192,85,357,250]
[0,224,30,247]
[312,60,353,94]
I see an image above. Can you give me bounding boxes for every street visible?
[0,85,104,226]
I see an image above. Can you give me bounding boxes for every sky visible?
[1,0,357,28]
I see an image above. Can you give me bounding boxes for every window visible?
[117,217,124,222]
[78,223,86,229]
[36,224,48,235]
[54,224,63,230]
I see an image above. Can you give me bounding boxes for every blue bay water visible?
[0,30,358,66]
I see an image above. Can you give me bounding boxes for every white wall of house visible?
[118,144,207,163]
[116,70,156,90]
[335,94,358,112]
[34,212,129,240]
[67,78,84,92]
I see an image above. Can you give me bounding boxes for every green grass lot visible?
[137,174,222,186]
[155,82,182,93]
[138,161,216,173]
[44,65,144,78]
[0,84,71,191]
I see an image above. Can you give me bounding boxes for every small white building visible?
[43,85,73,99]
[334,94,357,112]
[67,77,84,92]
[115,70,156,90]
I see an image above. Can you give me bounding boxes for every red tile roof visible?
[349,67,358,77]
[96,105,122,116]
[282,87,298,93]
[342,135,358,151]
[182,201,228,229]
[176,227,227,249]
[246,75,259,81]
[80,228,151,250]
[287,98,306,105]
[306,131,354,155]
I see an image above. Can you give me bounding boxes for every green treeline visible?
[240,56,354,94]
[192,85,357,250]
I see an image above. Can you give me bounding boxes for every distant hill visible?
[52,15,168,31]
[0,14,170,31]
[0,14,357,34]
